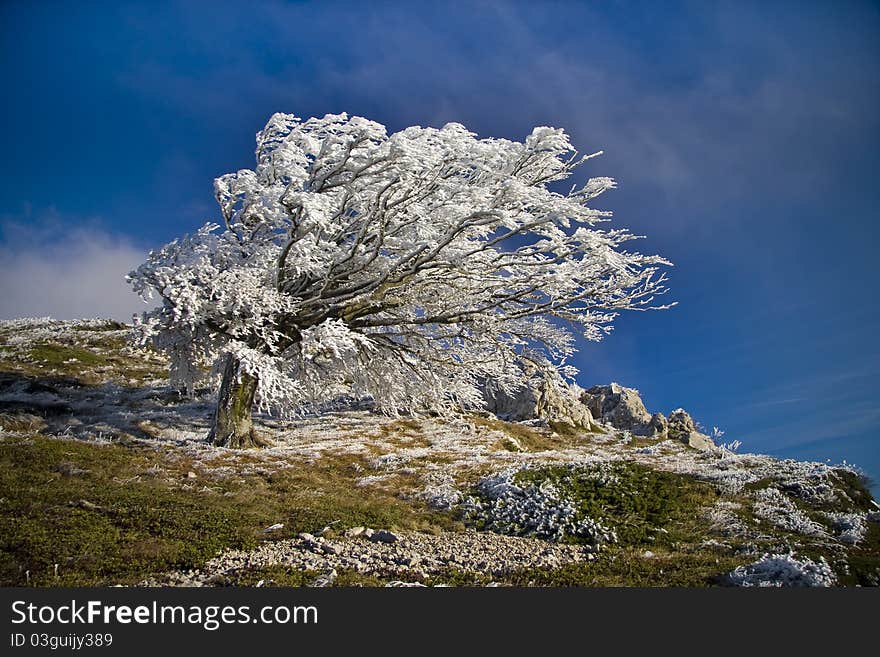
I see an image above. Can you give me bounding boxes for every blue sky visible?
[1,0,878,488]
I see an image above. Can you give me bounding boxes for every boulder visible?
[482,369,596,430]
[369,529,399,543]
[667,408,715,451]
[580,383,656,435]
[648,412,668,438]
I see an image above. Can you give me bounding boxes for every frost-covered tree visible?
[129,113,672,448]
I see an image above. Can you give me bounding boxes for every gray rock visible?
[684,432,716,451]
[581,383,653,435]
[648,412,668,438]
[370,529,399,543]
[71,499,102,512]
[344,526,367,538]
[667,408,715,451]
[385,581,427,587]
[482,366,596,429]
[667,408,697,434]
[312,569,337,587]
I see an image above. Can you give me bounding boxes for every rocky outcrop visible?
[580,383,660,436]
[482,370,596,430]
[667,408,715,451]
[579,384,715,450]
[485,374,714,449]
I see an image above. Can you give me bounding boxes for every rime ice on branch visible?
[128,113,673,447]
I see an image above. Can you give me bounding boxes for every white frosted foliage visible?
[129,113,672,416]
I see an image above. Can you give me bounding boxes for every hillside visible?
[0,317,878,587]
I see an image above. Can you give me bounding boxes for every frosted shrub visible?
[463,466,617,545]
[752,487,830,539]
[824,512,868,545]
[726,553,837,587]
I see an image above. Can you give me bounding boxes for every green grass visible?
[504,547,750,587]
[0,322,167,384]
[455,461,756,586]
[225,566,386,587]
[838,521,880,586]
[0,434,456,586]
[827,469,876,513]
[70,321,127,332]
[27,344,107,369]
[424,568,495,587]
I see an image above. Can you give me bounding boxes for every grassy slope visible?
[0,435,457,586]
[0,319,877,587]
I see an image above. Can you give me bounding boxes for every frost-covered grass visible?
[752,487,831,540]
[0,317,166,386]
[825,512,868,545]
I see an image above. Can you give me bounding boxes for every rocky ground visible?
[1,318,878,587]
[144,528,595,587]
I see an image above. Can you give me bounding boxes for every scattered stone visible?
[321,542,343,556]
[385,581,427,587]
[141,529,593,587]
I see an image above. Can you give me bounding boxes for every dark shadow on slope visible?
[0,371,214,444]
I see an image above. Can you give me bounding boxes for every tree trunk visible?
[209,354,269,448]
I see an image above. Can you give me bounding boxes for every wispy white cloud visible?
[0,208,150,322]
[742,397,806,409]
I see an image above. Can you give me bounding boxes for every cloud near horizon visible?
[0,211,151,322]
